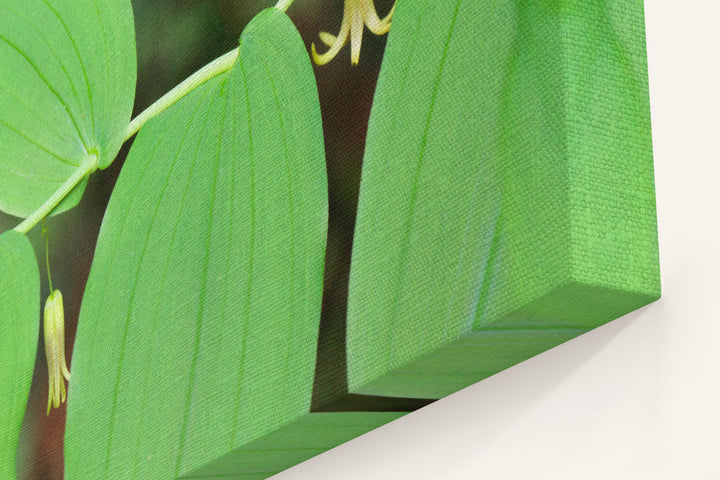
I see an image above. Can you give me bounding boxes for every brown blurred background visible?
[0,0,397,478]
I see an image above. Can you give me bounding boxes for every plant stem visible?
[125,0,297,141]
[124,48,239,142]
[45,226,53,292]
[12,0,299,235]
[13,48,239,235]
[14,153,98,234]
[275,0,295,12]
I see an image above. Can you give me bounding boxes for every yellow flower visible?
[44,290,71,414]
[312,0,396,66]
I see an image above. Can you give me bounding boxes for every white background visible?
[280,1,720,478]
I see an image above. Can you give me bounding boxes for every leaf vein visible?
[0,34,88,150]
[174,81,229,476]
[101,86,217,479]
[386,0,463,368]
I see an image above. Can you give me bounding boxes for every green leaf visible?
[0,230,39,479]
[0,0,136,218]
[346,0,660,399]
[65,9,327,479]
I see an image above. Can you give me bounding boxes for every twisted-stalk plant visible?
[8,0,394,414]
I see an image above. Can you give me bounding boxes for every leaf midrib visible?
[385,0,463,369]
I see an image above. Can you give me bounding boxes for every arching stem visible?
[14,153,98,234]
[13,0,300,234]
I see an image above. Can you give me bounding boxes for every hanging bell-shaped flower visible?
[312,0,396,66]
[44,289,71,414]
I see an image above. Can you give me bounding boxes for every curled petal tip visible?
[311,42,328,65]
[319,31,337,47]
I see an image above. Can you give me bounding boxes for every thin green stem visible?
[13,153,98,234]
[275,0,295,12]
[12,0,298,235]
[12,47,240,235]
[125,0,297,140]
[124,48,239,142]
[44,225,53,292]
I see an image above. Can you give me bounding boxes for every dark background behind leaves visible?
[0,0,394,477]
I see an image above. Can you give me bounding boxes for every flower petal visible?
[312,1,353,65]
[350,5,364,65]
[319,31,338,47]
[52,291,71,380]
[362,0,395,36]
[44,290,70,413]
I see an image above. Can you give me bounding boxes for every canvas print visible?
[0,1,660,478]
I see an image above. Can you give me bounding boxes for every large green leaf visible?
[0,230,39,479]
[0,0,136,218]
[347,0,660,398]
[65,9,328,479]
